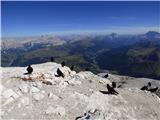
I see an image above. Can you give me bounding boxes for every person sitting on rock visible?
[107,84,119,95]
[85,68,89,71]
[26,65,33,74]
[55,68,64,78]
[70,65,74,71]
[61,61,65,67]
[112,82,116,88]
[50,57,54,62]
[148,82,151,87]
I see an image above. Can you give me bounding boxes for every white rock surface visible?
[18,83,29,94]
[1,62,160,120]
[48,93,59,100]
[17,97,30,108]
[68,78,82,85]
[1,89,19,99]
[32,92,44,101]
[32,82,42,88]
[45,106,66,116]
[2,97,15,106]
[30,86,40,93]
[0,84,5,93]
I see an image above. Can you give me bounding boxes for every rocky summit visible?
[0,62,160,120]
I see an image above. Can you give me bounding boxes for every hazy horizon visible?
[2,30,160,39]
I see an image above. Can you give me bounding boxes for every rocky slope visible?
[0,62,160,120]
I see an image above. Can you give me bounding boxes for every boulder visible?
[33,92,44,101]
[75,109,102,120]
[59,81,69,89]
[32,82,42,88]
[1,89,19,106]
[77,72,94,79]
[2,97,14,106]
[21,75,33,81]
[71,92,88,102]
[45,106,65,116]
[42,79,53,85]
[1,89,19,99]
[43,73,53,79]
[0,84,5,93]
[30,86,40,93]
[48,92,53,98]
[31,73,44,81]
[68,78,82,85]
[18,97,30,108]
[55,106,66,116]
[48,93,59,100]
[18,83,29,93]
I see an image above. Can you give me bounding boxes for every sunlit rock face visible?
[1,62,160,120]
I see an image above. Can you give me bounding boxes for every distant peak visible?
[109,33,119,39]
[146,31,160,35]
[110,33,118,35]
[145,31,160,38]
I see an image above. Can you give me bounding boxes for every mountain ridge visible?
[1,31,160,79]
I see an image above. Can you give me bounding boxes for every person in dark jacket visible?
[26,65,33,74]
[85,68,89,71]
[112,82,116,88]
[50,57,54,62]
[70,65,74,71]
[55,68,64,78]
[61,61,65,67]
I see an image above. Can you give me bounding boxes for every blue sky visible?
[1,1,160,37]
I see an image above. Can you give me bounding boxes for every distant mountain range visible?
[2,31,160,79]
[1,35,66,50]
[96,41,160,79]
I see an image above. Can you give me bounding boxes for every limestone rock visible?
[55,106,66,116]
[18,83,29,94]
[0,84,5,93]
[68,78,82,85]
[33,92,44,101]
[48,93,59,100]
[45,106,66,116]
[20,97,30,106]
[30,86,40,93]
[1,62,160,120]
[2,97,14,106]
[18,97,30,108]
[71,92,88,102]
[32,82,42,88]
[75,109,102,120]
[1,89,19,99]
[42,79,53,85]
